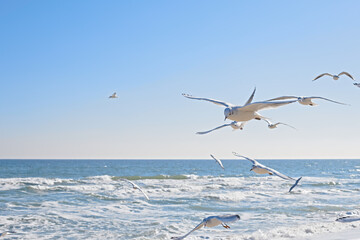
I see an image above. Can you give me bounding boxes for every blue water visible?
[0,159,360,239]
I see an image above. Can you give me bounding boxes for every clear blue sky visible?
[1,0,359,159]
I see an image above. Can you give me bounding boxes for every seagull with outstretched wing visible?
[313,72,354,81]
[109,92,118,98]
[263,119,296,130]
[266,96,348,106]
[171,214,240,240]
[183,88,296,122]
[232,152,302,192]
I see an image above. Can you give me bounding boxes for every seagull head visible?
[333,75,339,80]
[224,108,232,121]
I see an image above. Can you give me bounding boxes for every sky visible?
[0,0,359,159]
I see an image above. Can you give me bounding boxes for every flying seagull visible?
[171,214,240,240]
[266,96,347,106]
[210,154,225,170]
[263,119,296,130]
[336,216,360,222]
[109,92,118,98]
[313,72,354,81]
[232,152,302,192]
[119,178,150,200]
[183,88,296,122]
[196,121,245,135]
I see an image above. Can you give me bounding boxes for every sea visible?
[0,159,360,240]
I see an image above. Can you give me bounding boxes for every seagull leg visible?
[222,223,230,229]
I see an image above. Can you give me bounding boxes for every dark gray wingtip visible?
[289,177,302,192]
[236,215,241,220]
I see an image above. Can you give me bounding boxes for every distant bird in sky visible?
[266,96,347,106]
[232,152,302,192]
[171,215,240,240]
[183,88,296,123]
[263,119,296,130]
[210,154,225,170]
[313,72,354,81]
[120,178,149,200]
[196,121,245,135]
[109,92,118,98]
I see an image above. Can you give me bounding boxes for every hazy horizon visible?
[1,0,359,159]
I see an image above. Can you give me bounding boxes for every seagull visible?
[183,88,297,122]
[266,96,347,106]
[313,72,354,81]
[232,152,302,192]
[336,216,360,222]
[119,178,150,200]
[263,119,296,130]
[196,121,245,135]
[210,154,224,170]
[109,92,118,98]
[171,215,240,240]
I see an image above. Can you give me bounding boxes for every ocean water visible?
[0,159,360,240]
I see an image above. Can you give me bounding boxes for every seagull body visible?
[171,215,240,240]
[183,88,296,122]
[119,178,150,200]
[313,72,354,81]
[210,154,224,170]
[196,121,245,135]
[109,92,118,98]
[267,96,347,106]
[264,119,296,130]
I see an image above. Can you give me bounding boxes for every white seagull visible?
[210,154,225,170]
[232,152,302,192]
[313,72,354,81]
[171,214,240,240]
[120,178,150,200]
[196,121,245,135]
[183,88,297,122]
[263,119,296,130]
[266,96,347,106]
[109,92,118,98]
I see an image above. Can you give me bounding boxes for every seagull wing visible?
[232,152,257,165]
[266,96,298,101]
[338,72,354,80]
[171,221,205,240]
[278,122,297,130]
[210,154,224,169]
[135,185,150,200]
[240,100,297,112]
[313,73,333,81]
[182,93,233,107]
[214,214,241,223]
[120,179,149,200]
[289,177,302,192]
[196,124,231,135]
[262,165,295,180]
[244,87,256,106]
[307,96,348,105]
